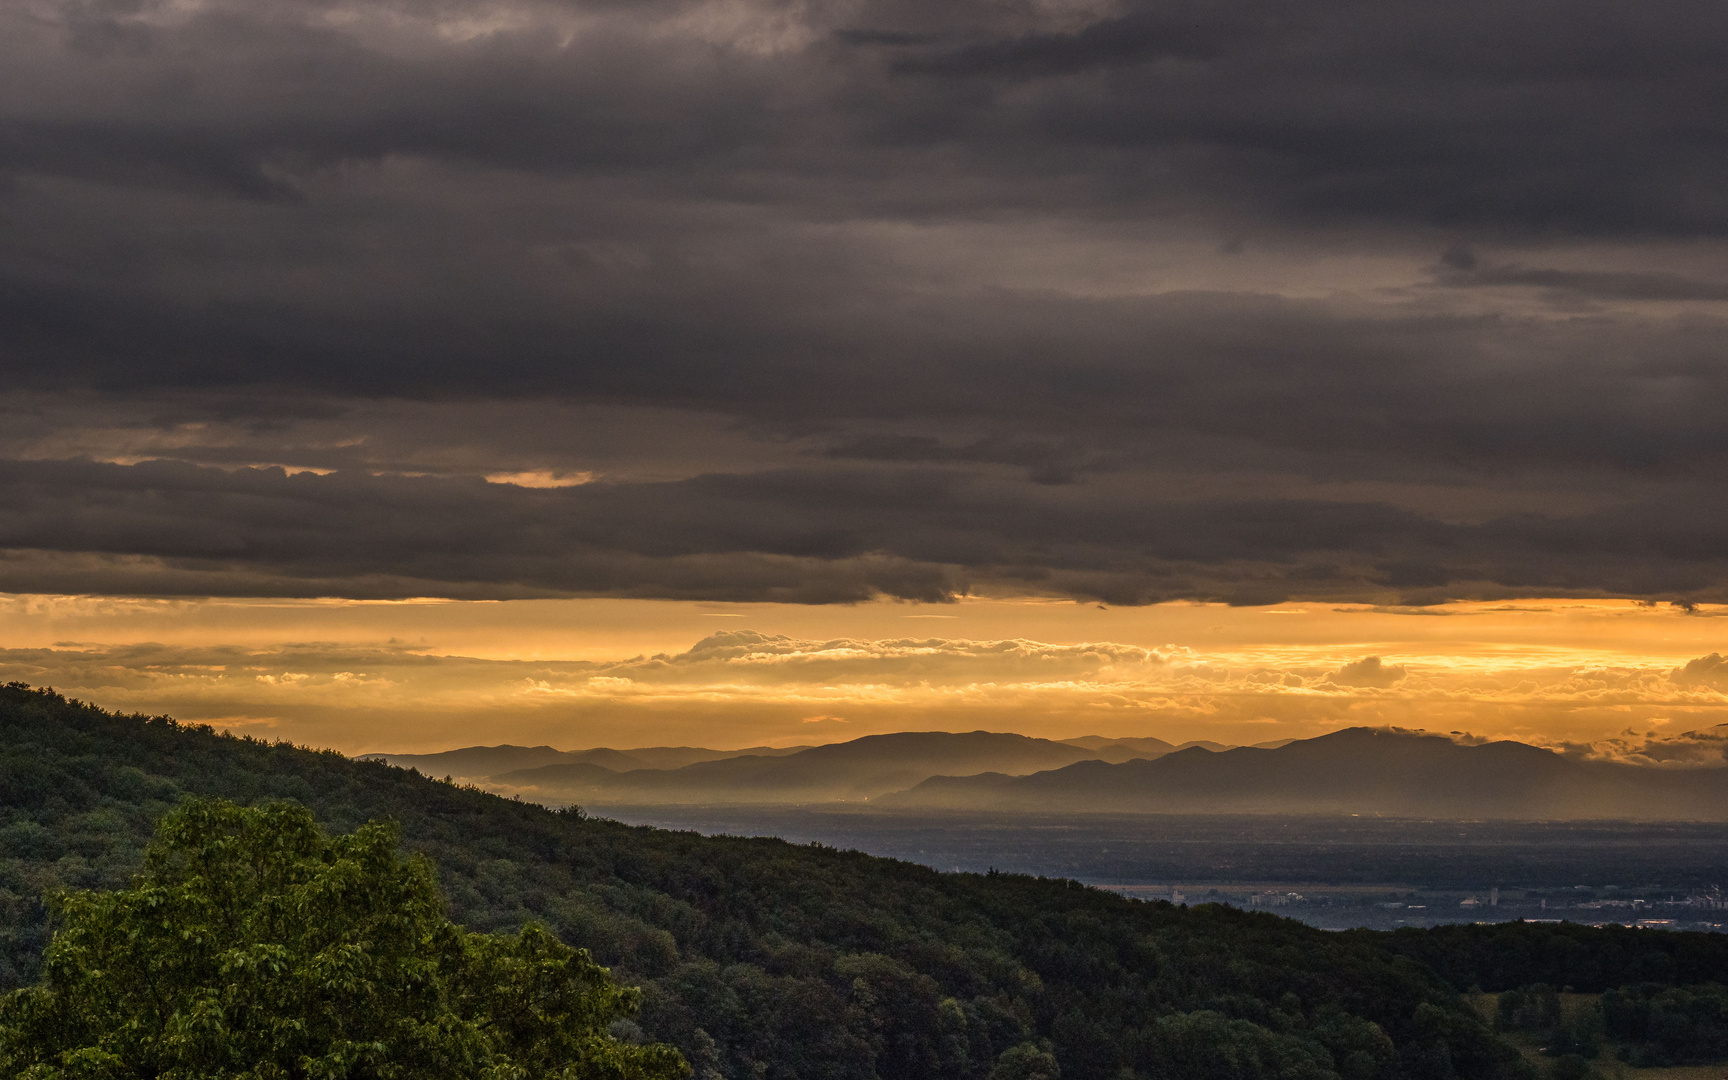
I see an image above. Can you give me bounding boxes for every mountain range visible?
[884,727,1728,820]
[363,742,811,778]
[486,731,1181,804]
[367,726,1728,819]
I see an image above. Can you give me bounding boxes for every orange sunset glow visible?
[5,593,1724,758]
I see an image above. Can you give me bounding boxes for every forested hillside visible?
[0,685,1717,1079]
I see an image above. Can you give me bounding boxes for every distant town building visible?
[1685,887,1726,910]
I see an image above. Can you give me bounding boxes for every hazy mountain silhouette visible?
[492,730,1171,805]
[365,728,1728,817]
[882,728,1728,819]
[363,742,808,779]
[1060,735,1177,755]
[1060,736,1292,753]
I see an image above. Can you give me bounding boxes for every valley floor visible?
[596,805,1728,933]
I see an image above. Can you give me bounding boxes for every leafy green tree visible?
[1402,1002,1536,1080]
[1129,1011,1338,1080]
[1601,982,1728,1066]
[987,1042,1058,1080]
[1544,1002,1602,1060]
[0,798,688,1080]
[1307,1007,1395,1080]
[1496,985,1561,1034]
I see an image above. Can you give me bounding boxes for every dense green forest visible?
[0,685,1723,1079]
[1370,921,1728,993]
[1,798,688,1079]
[1486,980,1728,1069]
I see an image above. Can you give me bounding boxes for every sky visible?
[4,0,1728,756]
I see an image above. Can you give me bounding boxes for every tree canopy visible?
[0,797,688,1080]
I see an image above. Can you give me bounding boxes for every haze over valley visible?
[370,724,1728,820]
[364,721,1728,936]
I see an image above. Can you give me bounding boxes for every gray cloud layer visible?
[5,0,1728,602]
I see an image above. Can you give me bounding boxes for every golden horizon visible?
[2,592,1724,759]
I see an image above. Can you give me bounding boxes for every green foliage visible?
[1309,1008,1398,1080]
[1490,985,1602,1061]
[1542,1003,1602,1061]
[1496,986,1561,1033]
[0,685,1627,1080]
[1400,1003,1534,1080]
[0,798,687,1080]
[1600,982,1728,1066]
[1367,921,1727,994]
[1127,1009,1341,1080]
[986,1042,1057,1080]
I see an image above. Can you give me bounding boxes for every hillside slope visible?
[11,685,1712,1080]
[884,727,1728,819]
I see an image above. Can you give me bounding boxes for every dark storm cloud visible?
[891,7,1245,77]
[7,0,1728,228]
[1436,259,1728,302]
[0,3,776,194]
[7,270,1728,476]
[819,433,1107,485]
[6,457,1728,605]
[880,0,1728,233]
[5,0,1728,603]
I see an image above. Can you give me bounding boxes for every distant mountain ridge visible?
[361,726,1728,818]
[362,742,811,779]
[882,727,1728,820]
[490,730,1170,805]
